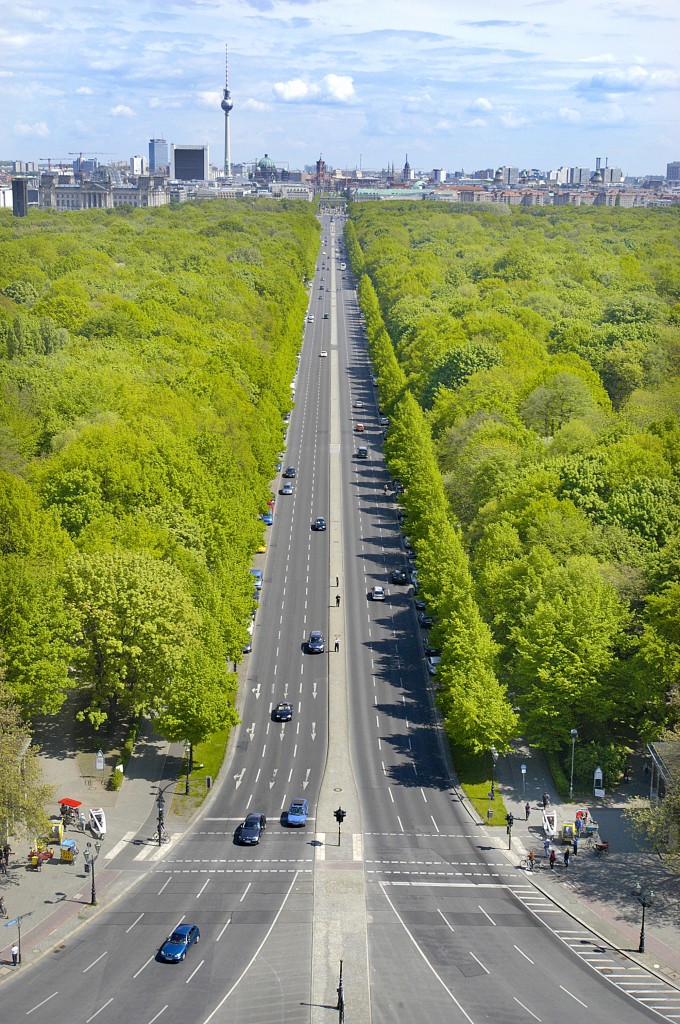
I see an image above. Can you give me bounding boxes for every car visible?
[380,416,389,426]
[423,642,441,657]
[320,277,325,281]
[238,813,266,845]
[280,483,294,495]
[372,377,379,386]
[391,569,408,585]
[419,612,434,628]
[320,350,328,357]
[283,466,296,478]
[257,543,266,554]
[273,701,293,722]
[323,313,329,319]
[312,517,327,531]
[307,630,325,653]
[283,412,291,423]
[415,598,426,610]
[250,569,263,589]
[260,512,273,526]
[427,656,441,676]
[354,400,364,409]
[355,423,365,433]
[287,798,309,827]
[356,446,368,459]
[371,585,386,601]
[159,924,200,962]
[307,314,315,322]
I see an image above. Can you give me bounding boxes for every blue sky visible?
[3,0,678,175]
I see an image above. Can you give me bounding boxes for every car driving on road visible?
[283,466,296,478]
[371,585,386,601]
[311,517,327,531]
[307,630,325,653]
[238,813,267,845]
[158,924,200,962]
[273,702,293,722]
[287,798,309,827]
[280,482,294,495]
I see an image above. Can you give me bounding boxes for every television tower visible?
[220,44,234,177]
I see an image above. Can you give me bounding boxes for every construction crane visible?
[39,157,72,171]
[68,152,114,181]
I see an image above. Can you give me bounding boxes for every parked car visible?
[427,656,441,676]
[423,641,441,657]
[391,569,408,585]
[273,702,293,722]
[260,512,273,526]
[371,586,386,601]
[158,924,200,963]
[419,612,435,628]
[238,813,266,845]
[287,798,309,827]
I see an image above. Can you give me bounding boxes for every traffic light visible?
[334,807,346,825]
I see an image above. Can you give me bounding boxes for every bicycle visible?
[152,828,171,844]
[520,854,542,872]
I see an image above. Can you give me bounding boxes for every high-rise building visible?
[432,168,446,183]
[666,161,680,182]
[130,156,146,176]
[220,45,234,177]
[171,145,209,181]
[149,139,169,174]
[11,178,29,217]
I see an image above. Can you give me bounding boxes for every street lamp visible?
[569,729,578,800]
[490,744,499,800]
[83,840,102,906]
[633,882,654,953]
[156,789,166,848]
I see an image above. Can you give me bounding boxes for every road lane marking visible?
[431,816,439,832]
[186,959,205,984]
[478,905,496,925]
[133,955,155,979]
[469,951,489,974]
[240,882,251,902]
[197,879,209,898]
[157,877,171,896]
[514,944,535,964]
[83,951,108,972]
[397,816,404,832]
[103,831,135,860]
[513,997,541,1022]
[86,998,114,1022]
[145,1007,169,1024]
[559,986,587,1008]
[26,992,58,1015]
[420,788,428,802]
[202,872,300,1024]
[388,788,394,803]
[437,909,454,932]
[126,913,144,933]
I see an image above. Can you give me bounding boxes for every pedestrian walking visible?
[549,849,556,870]
[525,801,530,821]
[575,815,583,835]
[543,837,550,858]
[2,841,11,864]
[334,635,340,653]
[527,849,535,872]
[336,594,341,608]
[336,576,339,588]
[11,944,19,966]
[572,835,578,856]
[0,895,7,918]
[564,847,570,868]
[542,792,550,809]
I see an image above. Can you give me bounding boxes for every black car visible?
[311,517,327,531]
[283,466,296,478]
[423,641,441,657]
[273,701,293,722]
[391,569,408,585]
[419,613,435,628]
[238,813,267,845]
[307,630,325,653]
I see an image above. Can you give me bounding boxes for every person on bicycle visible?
[527,849,535,871]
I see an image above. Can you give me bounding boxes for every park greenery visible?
[347,203,680,789]
[0,198,318,833]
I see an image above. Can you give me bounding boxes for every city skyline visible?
[2,1,678,175]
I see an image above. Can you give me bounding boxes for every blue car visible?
[260,512,273,526]
[159,924,200,962]
[287,798,309,827]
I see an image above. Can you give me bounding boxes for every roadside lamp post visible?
[156,789,166,848]
[83,840,102,906]
[490,745,499,800]
[569,729,578,800]
[633,882,654,953]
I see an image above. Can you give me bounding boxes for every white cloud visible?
[499,111,530,129]
[558,107,581,124]
[578,64,678,98]
[75,86,93,95]
[110,104,135,118]
[470,97,493,111]
[464,118,488,128]
[0,29,31,48]
[15,120,49,137]
[274,78,317,102]
[323,74,355,103]
[197,90,221,108]
[243,98,270,111]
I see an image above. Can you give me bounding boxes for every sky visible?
[2,0,678,176]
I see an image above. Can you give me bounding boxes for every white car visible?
[427,656,441,676]
[307,314,315,322]
[371,586,386,601]
[320,350,328,357]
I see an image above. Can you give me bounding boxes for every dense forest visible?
[347,203,680,786]
[0,200,318,774]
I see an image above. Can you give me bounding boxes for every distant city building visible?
[149,139,169,173]
[39,173,170,210]
[13,160,37,174]
[432,168,446,183]
[11,178,29,217]
[666,161,680,182]
[402,155,412,182]
[569,167,590,185]
[220,44,234,177]
[496,166,519,186]
[170,145,209,181]
[130,155,146,176]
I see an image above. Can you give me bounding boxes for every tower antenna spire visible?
[221,43,234,177]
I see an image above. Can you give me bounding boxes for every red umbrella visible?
[58,798,82,808]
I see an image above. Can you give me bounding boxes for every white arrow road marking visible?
[269,769,279,789]
[312,682,318,698]
[252,683,261,700]
[246,723,255,741]
[234,769,245,789]
[302,768,311,790]
[311,722,316,741]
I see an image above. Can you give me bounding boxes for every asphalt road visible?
[1,213,678,1024]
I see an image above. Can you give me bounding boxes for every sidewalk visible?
[488,740,680,984]
[0,718,182,978]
